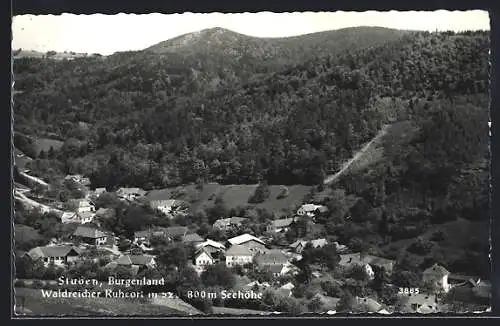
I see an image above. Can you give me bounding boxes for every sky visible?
[12,10,490,55]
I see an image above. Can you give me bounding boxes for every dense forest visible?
[13,29,489,190]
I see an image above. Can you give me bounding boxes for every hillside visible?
[13,30,489,189]
[146,26,410,71]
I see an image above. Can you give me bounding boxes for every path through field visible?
[323,124,389,185]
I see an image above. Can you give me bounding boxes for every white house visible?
[61,211,95,224]
[149,199,187,216]
[296,204,328,217]
[228,234,267,254]
[225,244,254,267]
[194,248,215,268]
[72,226,108,246]
[26,245,81,267]
[67,198,95,214]
[422,263,450,293]
[116,188,147,202]
[196,239,226,253]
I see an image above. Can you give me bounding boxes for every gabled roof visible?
[116,188,147,196]
[356,297,383,312]
[68,198,93,208]
[73,226,107,239]
[116,254,154,266]
[226,244,253,256]
[195,247,214,260]
[263,264,285,274]
[196,239,226,250]
[228,234,265,246]
[213,217,248,227]
[27,245,81,259]
[269,218,294,228]
[254,250,289,265]
[298,204,327,212]
[165,226,188,238]
[182,233,204,243]
[289,240,308,248]
[339,253,395,271]
[423,263,450,278]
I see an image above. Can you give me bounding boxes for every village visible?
[13,166,491,315]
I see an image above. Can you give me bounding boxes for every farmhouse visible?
[266,218,295,233]
[66,198,95,214]
[399,293,438,314]
[148,199,188,216]
[72,226,108,246]
[213,217,248,231]
[422,263,451,293]
[225,244,253,267]
[165,226,189,241]
[116,187,147,201]
[61,211,95,224]
[116,254,156,269]
[64,174,91,186]
[26,245,82,267]
[182,233,204,245]
[94,188,107,196]
[196,239,225,251]
[254,249,289,266]
[133,227,170,244]
[228,234,267,253]
[194,247,215,268]
[339,253,395,275]
[296,204,328,217]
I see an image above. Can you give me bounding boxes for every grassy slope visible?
[146,184,312,215]
[14,287,192,316]
[34,138,64,155]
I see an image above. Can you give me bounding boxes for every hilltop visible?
[145,26,410,70]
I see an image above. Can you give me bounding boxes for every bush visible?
[277,186,289,199]
[248,182,271,204]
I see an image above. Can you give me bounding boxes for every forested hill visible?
[13,30,489,190]
[145,27,410,71]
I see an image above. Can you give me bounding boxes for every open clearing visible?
[146,184,312,215]
[34,138,64,155]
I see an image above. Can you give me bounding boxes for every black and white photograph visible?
[11,10,491,316]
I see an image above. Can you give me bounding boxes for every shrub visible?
[277,186,289,199]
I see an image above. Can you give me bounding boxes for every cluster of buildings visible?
[15,173,491,313]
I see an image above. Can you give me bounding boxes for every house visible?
[149,199,188,216]
[448,278,491,305]
[263,264,289,278]
[399,293,438,314]
[339,253,395,275]
[228,234,267,253]
[422,263,450,293]
[196,239,226,254]
[296,204,328,217]
[94,187,107,196]
[225,244,254,267]
[64,174,91,186]
[254,249,289,266]
[133,227,170,244]
[312,293,341,311]
[72,226,108,246]
[278,282,295,297]
[194,247,215,268]
[116,187,147,202]
[95,207,116,219]
[289,238,328,253]
[67,198,95,214]
[213,217,248,231]
[107,254,156,274]
[26,245,81,267]
[165,226,189,241]
[310,238,328,248]
[182,233,204,245]
[289,240,309,253]
[354,297,384,313]
[266,218,295,233]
